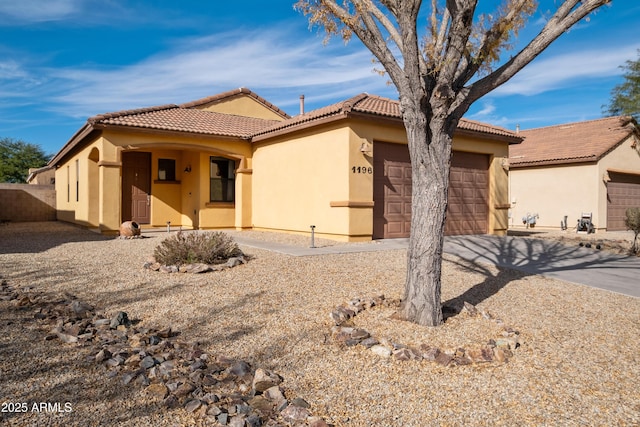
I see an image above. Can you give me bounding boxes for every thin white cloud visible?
[40,28,392,117]
[495,44,639,96]
[0,0,82,22]
[466,100,511,128]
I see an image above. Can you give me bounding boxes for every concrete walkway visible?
[233,234,639,298]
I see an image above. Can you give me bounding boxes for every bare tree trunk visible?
[400,109,454,327]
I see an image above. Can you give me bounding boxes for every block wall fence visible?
[0,184,56,222]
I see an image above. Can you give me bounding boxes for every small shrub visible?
[153,231,243,266]
[624,207,640,254]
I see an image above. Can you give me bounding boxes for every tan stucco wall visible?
[56,130,252,233]
[509,163,599,230]
[510,134,640,231]
[253,119,511,240]
[252,123,353,240]
[54,105,511,240]
[55,137,105,229]
[597,134,640,227]
[196,95,286,121]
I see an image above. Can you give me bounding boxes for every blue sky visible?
[1,0,638,156]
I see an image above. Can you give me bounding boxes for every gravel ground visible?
[1,222,639,426]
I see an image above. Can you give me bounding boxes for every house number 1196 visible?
[352,166,373,174]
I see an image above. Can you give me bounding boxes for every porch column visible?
[98,161,122,233]
[234,168,252,229]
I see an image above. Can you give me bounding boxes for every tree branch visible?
[461,0,610,112]
[454,0,534,87]
[319,0,408,91]
[434,0,478,99]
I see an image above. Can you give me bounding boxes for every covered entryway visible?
[373,142,489,238]
[122,152,151,224]
[607,172,640,231]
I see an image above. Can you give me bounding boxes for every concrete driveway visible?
[444,235,640,298]
[233,233,639,298]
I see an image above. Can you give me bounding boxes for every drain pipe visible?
[310,225,316,248]
[166,221,171,233]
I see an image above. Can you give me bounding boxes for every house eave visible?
[510,157,599,168]
[49,123,98,167]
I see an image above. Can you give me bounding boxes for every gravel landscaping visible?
[1,221,638,426]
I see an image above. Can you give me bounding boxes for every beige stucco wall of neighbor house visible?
[510,134,640,232]
[597,134,640,226]
[509,163,599,231]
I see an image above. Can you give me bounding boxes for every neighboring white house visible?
[509,116,640,232]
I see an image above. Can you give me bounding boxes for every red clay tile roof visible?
[50,89,521,166]
[509,116,639,167]
[90,105,280,139]
[252,93,520,141]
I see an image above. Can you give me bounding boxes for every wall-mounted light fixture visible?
[359,140,372,155]
[184,165,192,173]
[501,157,510,171]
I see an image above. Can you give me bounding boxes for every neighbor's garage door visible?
[607,172,640,231]
[373,142,489,238]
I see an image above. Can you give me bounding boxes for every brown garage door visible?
[373,142,412,239]
[445,151,489,235]
[373,142,489,238]
[607,172,640,231]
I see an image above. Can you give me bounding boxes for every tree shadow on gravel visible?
[442,255,528,320]
[442,233,640,318]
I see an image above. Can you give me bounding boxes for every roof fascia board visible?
[49,123,97,166]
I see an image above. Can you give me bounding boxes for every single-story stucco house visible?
[48,88,521,241]
[509,116,640,232]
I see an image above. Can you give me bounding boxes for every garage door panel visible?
[374,142,488,238]
[387,202,404,214]
[388,165,404,178]
[607,173,640,231]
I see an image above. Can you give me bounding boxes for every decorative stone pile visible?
[0,279,329,427]
[142,255,248,274]
[330,296,522,366]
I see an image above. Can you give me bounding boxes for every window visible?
[210,157,235,202]
[66,166,70,202]
[75,159,79,202]
[158,158,176,181]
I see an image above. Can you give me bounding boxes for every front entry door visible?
[122,152,151,224]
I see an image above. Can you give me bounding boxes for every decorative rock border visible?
[142,255,248,274]
[329,296,522,366]
[1,278,329,426]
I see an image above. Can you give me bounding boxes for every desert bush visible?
[153,231,243,266]
[624,207,640,254]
